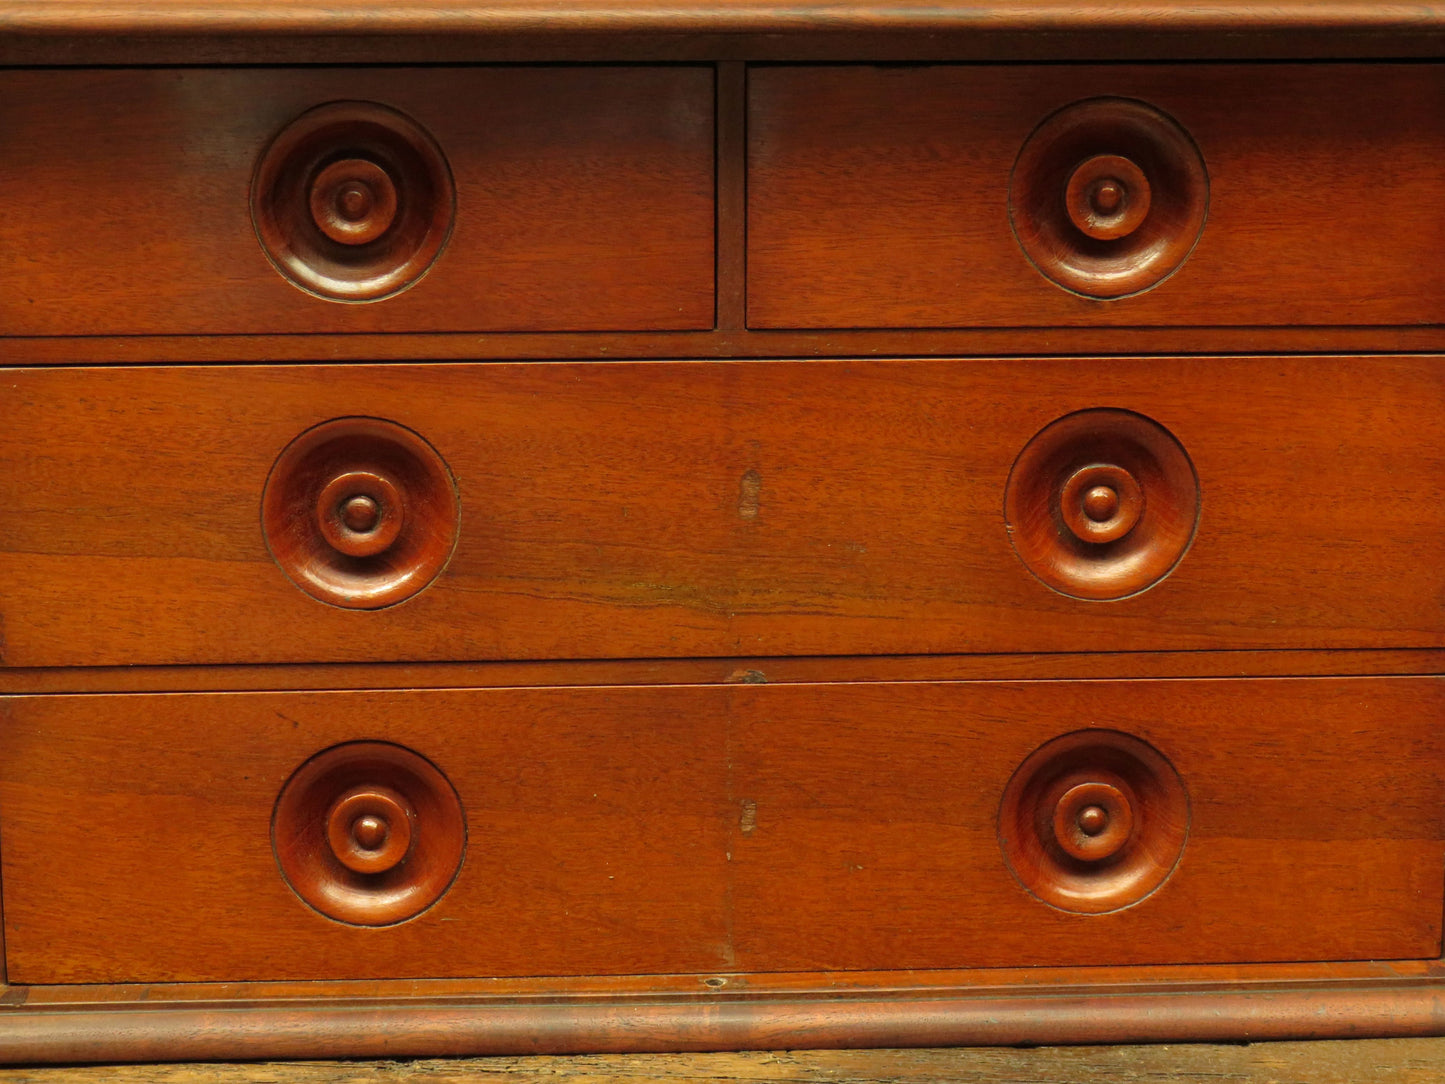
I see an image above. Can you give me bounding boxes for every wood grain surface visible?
[5,358,1445,666]
[5,1041,1445,1084]
[0,1,1441,36]
[0,67,713,336]
[749,64,1445,328]
[7,649,1445,696]
[2,678,1439,984]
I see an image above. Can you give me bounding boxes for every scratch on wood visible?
[738,468,761,519]
[740,799,758,835]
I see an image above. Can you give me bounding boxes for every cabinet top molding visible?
[1,1,1443,36]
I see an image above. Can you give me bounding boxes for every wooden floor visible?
[3,1041,1445,1083]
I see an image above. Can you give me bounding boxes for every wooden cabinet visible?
[4,2,1445,1064]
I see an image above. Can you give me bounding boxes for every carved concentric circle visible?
[1065,154,1151,242]
[1010,98,1208,298]
[252,101,455,302]
[998,729,1189,914]
[326,785,415,875]
[274,741,466,926]
[263,417,459,609]
[1004,408,1199,600]
[309,158,399,247]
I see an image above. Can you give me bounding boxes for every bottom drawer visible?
[2,678,1440,984]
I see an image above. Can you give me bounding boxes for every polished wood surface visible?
[4,358,1445,667]
[2,1,1442,37]
[749,65,1445,328]
[3,679,1438,984]
[3,967,1445,1062]
[0,67,713,335]
[4,12,1445,1059]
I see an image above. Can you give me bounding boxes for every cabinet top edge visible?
[3,1,1445,39]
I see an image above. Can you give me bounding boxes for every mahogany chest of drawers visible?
[5,1,1445,1063]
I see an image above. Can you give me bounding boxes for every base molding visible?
[5,965,1445,1064]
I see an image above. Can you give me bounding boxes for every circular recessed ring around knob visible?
[1065,153,1152,241]
[1004,408,1199,601]
[1052,780,1134,863]
[1059,462,1145,545]
[326,784,415,875]
[998,729,1189,914]
[316,469,405,558]
[309,158,399,246]
[262,417,459,610]
[1009,97,1208,299]
[273,740,466,927]
[251,100,455,302]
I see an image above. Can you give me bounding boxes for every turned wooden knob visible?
[315,469,404,558]
[1004,409,1199,601]
[998,730,1189,914]
[325,785,415,875]
[1009,98,1208,298]
[1065,154,1151,241]
[309,158,399,246]
[263,417,459,610]
[252,101,455,302]
[1059,463,1145,544]
[1052,781,1134,863]
[273,740,466,926]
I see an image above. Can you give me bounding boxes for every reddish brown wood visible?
[262,417,460,609]
[19,326,1445,364]
[0,687,734,984]
[251,101,455,302]
[1010,98,1208,299]
[748,64,1445,329]
[273,741,466,926]
[2,679,1439,984]
[5,358,1445,666]
[998,729,1189,913]
[0,2,1439,38]
[715,62,747,331]
[1004,408,1199,600]
[0,67,714,335]
[5,649,1445,696]
[6,978,1445,1064]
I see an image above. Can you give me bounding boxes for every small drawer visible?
[4,357,1445,666]
[2,678,1438,983]
[748,63,1445,328]
[0,66,714,334]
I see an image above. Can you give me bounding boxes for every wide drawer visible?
[3,357,1445,666]
[0,67,714,334]
[2,678,1439,983]
[748,63,1445,328]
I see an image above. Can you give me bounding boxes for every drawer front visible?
[0,67,714,334]
[748,64,1445,328]
[10,355,1445,667]
[2,679,1439,984]
[4,357,1445,666]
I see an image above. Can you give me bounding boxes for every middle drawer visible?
[2,356,1443,667]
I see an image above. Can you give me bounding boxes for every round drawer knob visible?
[1004,409,1199,600]
[1065,153,1152,241]
[326,785,415,874]
[315,469,405,558]
[1059,463,1145,545]
[1009,97,1208,299]
[273,740,466,927]
[998,730,1189,914]
[263,417,459,610]
[1051,781,1133,863]
[309,158,399,246]
[252,101,455,302]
